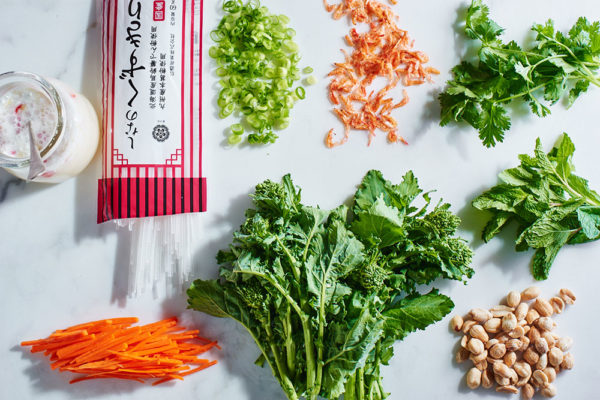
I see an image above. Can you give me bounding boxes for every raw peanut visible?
[506,339,522,352]
[522,383,535,400]
[516,376,529,388]
[524,347,540,365]
[495,375,510,386]
[528,326,541,343]
[493,362,513,379]
[543,367,556,383]
[536,317,555,332]
[474,359,488,371]
[542,332,556,348]
[469,325,489,343]
[532,369,549,387]
[534,337,549,354]
[468,338,485,355]
[470,349,488,363]
[496,385,519,394]
[514,361,532,378]
[492,309,512,318]
[520,336,531,352]
[540,384,557,397]
[504,351,517,368]
[559,288,576,305]
[470,308,493,323]
[557,336,573,352]
[466,367,482,389]
[486,338,500,350]
[507,291,521,308]
[561,352,574,369]
[462,320,477,334]
[490,343,507,359]
[496,333,510,343]
[509,368,518,385]
[536,353,548,370]
[521,286,541,301]
[484,318,502,334]
[526,309,540,325]
[533,298,553,317]
[461,335,469,349]
[549,297,565,314]
[486,356,498,365]
[491,305,514,312]
[522,325,531,336]
[450,315,464,332]
[515,303,528,321]
[548,347,563,367]
[502,313,518,332]
[509,326,525,339]
[482,369,494,389]
[456,347,470,363]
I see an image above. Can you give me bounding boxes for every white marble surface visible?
[2,0,600,399]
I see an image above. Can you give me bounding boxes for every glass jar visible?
[0,71,99,183]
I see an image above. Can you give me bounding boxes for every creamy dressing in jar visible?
[0,72,100,183]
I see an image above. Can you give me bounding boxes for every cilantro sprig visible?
[473,133,600,280]
[440,0,600,147]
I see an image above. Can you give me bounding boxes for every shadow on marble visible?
[0,169,56,204]
[74,1,107,243]
[12,345,142,398]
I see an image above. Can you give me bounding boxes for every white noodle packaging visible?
[99,0,205,295]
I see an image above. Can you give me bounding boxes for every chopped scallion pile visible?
[210,0,310,145]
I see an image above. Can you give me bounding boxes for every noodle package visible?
[98,0,205,223]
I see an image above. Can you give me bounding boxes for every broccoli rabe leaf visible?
[188,170,473,400]
[473,133,600,279]
[440,0,600,147]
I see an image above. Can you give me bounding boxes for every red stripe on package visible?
[98,0,205,223]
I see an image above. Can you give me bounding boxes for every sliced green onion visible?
[209,46,220,58]
[305,75,317,85]
[231,124,245,135]
[228,134,242,145]
[210,0,306,145]
[302,66,313,74]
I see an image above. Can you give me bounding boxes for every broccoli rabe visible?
[188,170,474,400]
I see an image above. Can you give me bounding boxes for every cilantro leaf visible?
[440,0,600,147]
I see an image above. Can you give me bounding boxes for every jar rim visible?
[0,71,65,168]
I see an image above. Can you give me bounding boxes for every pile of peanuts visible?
[451,287,575,398]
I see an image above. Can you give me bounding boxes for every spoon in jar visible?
[27,121,46,180]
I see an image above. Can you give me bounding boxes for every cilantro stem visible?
[494,83,546,103]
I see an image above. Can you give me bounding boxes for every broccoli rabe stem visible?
[283,305,296,378]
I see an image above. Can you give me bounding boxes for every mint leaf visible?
[474,133,600,279]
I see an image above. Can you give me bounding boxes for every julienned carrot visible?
[323,0,439,147]
[20,317,218,385]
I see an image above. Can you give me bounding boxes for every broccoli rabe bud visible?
[236,281,269,310]
[357,262,389,290]
[241,214,271,238]
[425,208,461,237]
[445,238,473,267]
